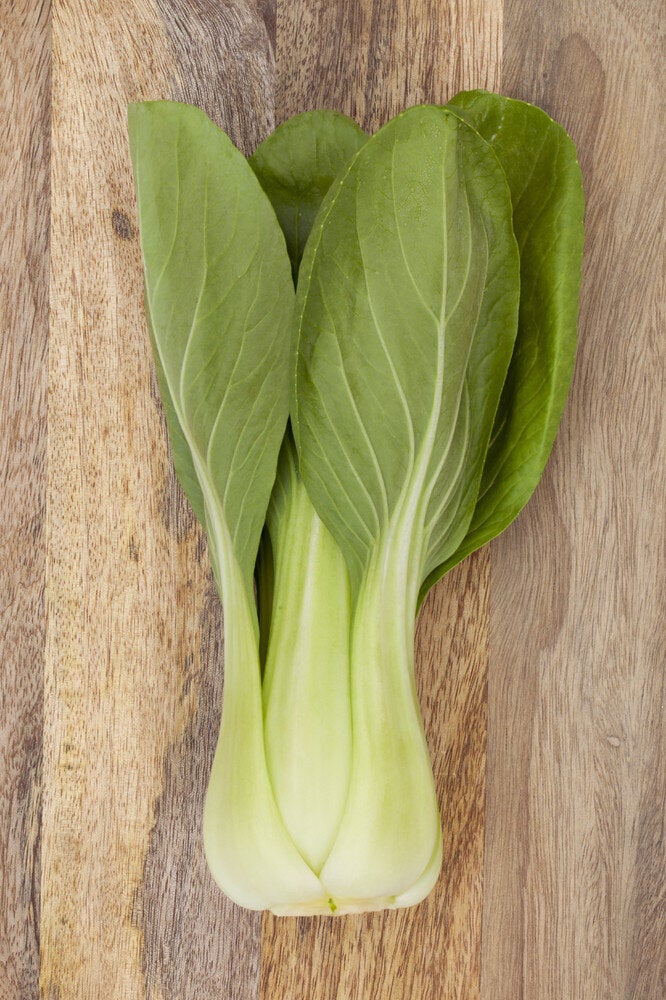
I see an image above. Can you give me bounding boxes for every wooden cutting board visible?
[2,1,663,998]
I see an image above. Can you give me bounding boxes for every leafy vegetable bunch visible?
[128,92,583,915]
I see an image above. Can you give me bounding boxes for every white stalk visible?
[200,470,324,911]
[318,522,442,907]
[262,478,352,875]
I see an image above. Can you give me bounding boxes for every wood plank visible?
[22,2,662,997]
[275,0,502,130]
[0,2,50,997]
[483,1,666,997]
[42,2,273,996]
[261,2,501,996]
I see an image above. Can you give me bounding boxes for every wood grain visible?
[275,0,501,130]
[261,2,501,996]
[3,2,663,998]
[42,2,273,997]
[0,1,50,997]
[483,2,666,998]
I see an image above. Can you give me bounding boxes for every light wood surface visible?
[1,1,663,998]
[484,3,666,997]
[0,3,49,998]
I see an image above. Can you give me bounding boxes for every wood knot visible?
[112,208,134,240]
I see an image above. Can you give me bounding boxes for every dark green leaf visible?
[421,91,584,596]
[293,105,520,599]
[128,101,294,592]
[250,110,368,282]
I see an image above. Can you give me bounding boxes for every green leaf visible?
[128,100,294,593]
[130,100,331,912]
[291,106,519,901]
[250,108,368,645]
[422,90,584,593]
[293,105,520,599]
[250,110,368,282]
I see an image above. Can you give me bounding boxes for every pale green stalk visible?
[258,439,441,913]
[261,439,352,878]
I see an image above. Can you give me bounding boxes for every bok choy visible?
[128,94,583,915]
